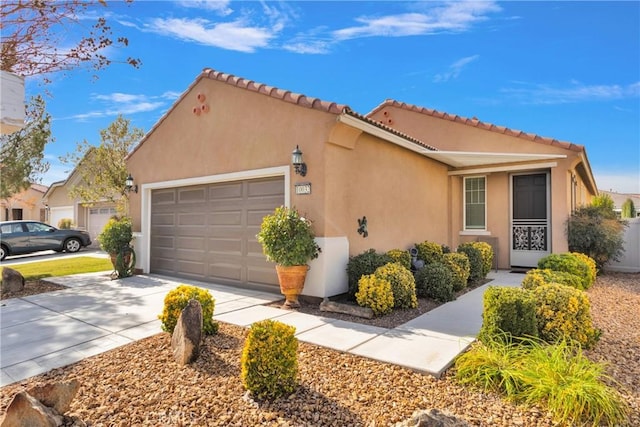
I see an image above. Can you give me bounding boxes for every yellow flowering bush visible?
[414,240,444,264]
[443,252,471,291]
[355,274,394,316]
[521,268,584,290]
[472,241,494,278]
[158,285,218,335]
[374,262,418,309]
[572,252,597,284]
[386,249,411,270]
[538,253,593,289]
[241,320,298,400]
[532,284,600,348]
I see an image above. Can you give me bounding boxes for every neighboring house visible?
[599,190,640,218]
[125,68,598,298]
[1,183,48,221]
[41,162,118,247]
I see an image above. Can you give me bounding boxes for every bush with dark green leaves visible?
[478,287,538,344]
[457,243,484,282]
[346,249,392,299]
[386,249,411,270]
[374,262,418,309]
[537,253,594,290]
[414,262,455,303]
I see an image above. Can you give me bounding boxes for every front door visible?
[510,172,550,268]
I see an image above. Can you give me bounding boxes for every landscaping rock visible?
[0,391,62,427]
[395,409,470,427]
[28,380,79,415]
[171,299,202,365]
[1,268,25,294]
[320,300,374,319]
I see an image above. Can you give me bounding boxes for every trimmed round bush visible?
[572,252,597,283]
[414,240,444,264]
[457,244,484,282]
[374,262,418,309]
[538,253,594,289]
[478,287,538,344]
[533,283,600,348]
[158,284,218,335]
[241,319,298,399]
[473,241,494,278]
[355,274,394,316]
[522,268,584,290]
[443,252,471,292]
[386,249,411,270]
[346,249,392,299]
[414,262,455,303]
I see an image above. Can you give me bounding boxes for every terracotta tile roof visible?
[202,68,348,114]
[367,99,585,153]
[343,108,437,151]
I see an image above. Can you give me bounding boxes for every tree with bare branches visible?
[1,0,140,80]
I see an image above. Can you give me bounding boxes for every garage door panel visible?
[150,176,284,286]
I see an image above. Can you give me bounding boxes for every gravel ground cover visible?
[1,272,638,426]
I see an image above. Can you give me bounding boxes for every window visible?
[464,176,486,230]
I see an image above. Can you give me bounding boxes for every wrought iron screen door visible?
[510,172,550,267]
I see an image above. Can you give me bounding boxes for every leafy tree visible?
[61,115,144,213]
[566,198,626,270]
[1,0,140,81]
[0,95,52,205]
[621,198,636,219]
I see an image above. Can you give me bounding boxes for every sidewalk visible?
[0,270,523,387]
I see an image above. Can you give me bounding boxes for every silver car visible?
[0,221,92,261]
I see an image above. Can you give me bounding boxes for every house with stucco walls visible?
[125,68,597,299]
[1,183,47,222]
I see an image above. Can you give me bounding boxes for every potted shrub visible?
[98,216,135,278]
[257,206,320,307]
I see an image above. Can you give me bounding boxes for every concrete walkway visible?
[0,270,524,387]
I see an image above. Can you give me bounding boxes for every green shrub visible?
[567,205,626,270]
[158,285,218,335]
[57,218,73,229]
[414,240,444,264]
[572,252,597,283]
[457,243,483,282]
[443,252,470,292]
[455,336,629,426]
[538,252,593,289]
[355,274,394,316]
[516,339,628,427]
[373,262,417,309]
[472,241,494,278]
[621,198,636,219]
[533,283,600,348]
[521,268,584,290]
[478,287,537,343]
[346,249,392,300]
[98,216,133,255]
[241,320,298,400]
[386,249,411,270]
[414,262,455,303]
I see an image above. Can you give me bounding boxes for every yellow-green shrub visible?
[473,241,494,278]
[572,252,597,283]
[533,284,600,348]
[538,253,594,289]
[241,320,298,400]
[457,243,484,281]
[443,252,470,292]
[374,262,417,309]
[521,268,584,290]
[478,287,538,343]
[355,274,394,316]
[414,241,444,264]
[386,249,411,270]
[158,285,218,335]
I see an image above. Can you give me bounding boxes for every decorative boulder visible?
[0,391,63,427]
[395,409,470,427]
[28,380,80,415]
[171,299,203,365]
[1,267,25,294]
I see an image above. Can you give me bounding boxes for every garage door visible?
[88,206,117,247]
[150,177,284,287]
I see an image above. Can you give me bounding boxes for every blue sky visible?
[27,0,640,193]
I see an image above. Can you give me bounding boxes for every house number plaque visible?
[295,182,311,195]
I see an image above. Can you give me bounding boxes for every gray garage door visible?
[150,177,284,287]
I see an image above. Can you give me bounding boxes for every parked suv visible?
[0,221,92,261]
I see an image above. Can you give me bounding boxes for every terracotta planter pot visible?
[275,264,309,308]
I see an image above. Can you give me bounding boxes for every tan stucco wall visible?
[1,187,45,221]
[45,183,75,207]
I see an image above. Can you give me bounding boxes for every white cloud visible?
[64,92,169,121]
[332,2,501,40]
[501,81,640,105]
[146,17,277,53]
[176,0,233,16]
[433,54,480,83]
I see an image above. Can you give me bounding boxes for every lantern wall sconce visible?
[125,174,138,194]
[291,145,307,176]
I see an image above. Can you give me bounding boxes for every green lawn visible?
[1,257,113,281]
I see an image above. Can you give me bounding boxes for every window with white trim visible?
[464,176,486,230]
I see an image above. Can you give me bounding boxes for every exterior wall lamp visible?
[292,145,307,177]
[125,174,138,193]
